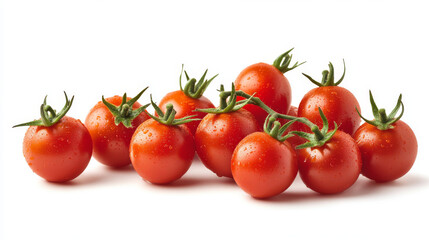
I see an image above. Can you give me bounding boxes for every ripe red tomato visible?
[130,119,195,184]
[231,132,298,198]
[23,116,93,182]
[235,49,303,128]
[235,63,292,127]
[354,120,417,182]
[85,95,149,168]
[298,86,361,135]
[297,130,362,194]
[159,90,214,135]
[195,108,259,178]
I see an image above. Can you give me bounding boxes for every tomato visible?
[235,49,304,127]
[158,67,217,135]
[298,62,361,135]
[195,108,259,178]
[85,94,149,168]
[15,93,93,182]
[297,130,362,194]
[159,90,214,135]
[231,132,298,198]
[130,119,195,184]
[353,92,417,182]
[354,121,417,182]
[23,116,93,182]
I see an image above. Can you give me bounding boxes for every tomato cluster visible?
[15,49,418,199]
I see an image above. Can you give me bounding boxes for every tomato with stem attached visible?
[235,48,305,127]
[354,91,418,182]
[298,61,361,135]
[293,108,362,194]
[85,88,150,168]
[195,84,260,178]
[231,115,298,199]
[14,92,93,182]
[158,65,217,135]
[130,98,198,184]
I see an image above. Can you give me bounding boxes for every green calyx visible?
[302,59,346,87]
[102,87,150,128]
[195,83,254,114]
[356,91,404,131]
[264,114,297,142]
[272,48,306,73]
[179,64,218,99]
[292,108,338,149]
[13,92,74,128]
[147,95,200,126]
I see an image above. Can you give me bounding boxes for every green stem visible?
[312,126,324,141]
[378,109,388,123]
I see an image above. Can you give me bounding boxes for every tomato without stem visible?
[231,132,298,199]
[195,108,259,178]
[23,116,93,182]
[235,62,292,127]
[130,119,195,184]
[297,130,362,194]
[159,90,214,135]
[354,120,417,182]
[86,95,149,168]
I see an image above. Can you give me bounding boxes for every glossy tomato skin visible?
[235,63,292,127]
[231,132,298,199]
[130,119,195,184]
[297,130,361,194]
[85,96,149,168]
[353,121,417,182]
[159,90,215,135]
[23,116,93,182]
[298,86,361,135]
[195,108,260,178]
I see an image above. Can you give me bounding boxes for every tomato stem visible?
[272,48,306,73]
[356,91,404,130]
[147,95,200,126]
[303,60,346,87]
[101,87,150,128]
[179,64,218,99]
[13,92,74,128]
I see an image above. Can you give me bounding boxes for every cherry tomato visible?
[85,94,149,168]
[297,130,362,194]
[130,119,195,184]
[298,86,361,135]
[298,62,361,135]
[235,49,304,127]
[23,116,93,182]
[195,108,259,178]
[354,121,417,182]
[231,132,298,198]
[159,90,214,135]
[235,63,292,127]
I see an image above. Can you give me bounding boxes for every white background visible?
[2,0,429,239]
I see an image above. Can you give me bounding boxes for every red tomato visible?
[130,119,195,184]
[159,90,214,135]
[297,130,362,194]
[231,132,298,199]
[354,120,417,182]
[195,108,259,178]
[298,86,361,135]
[23,116,93,182]
[85,96,149,168]
[235,63,292,127]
